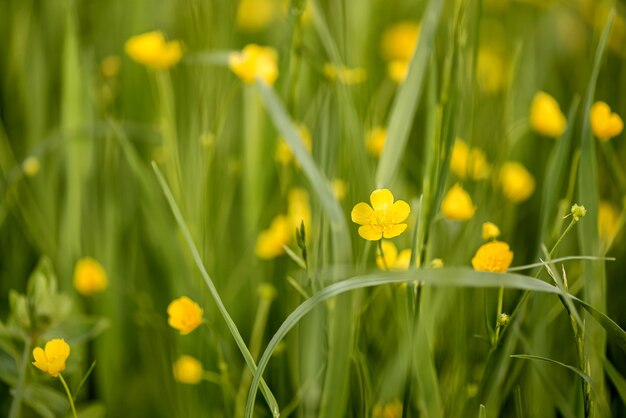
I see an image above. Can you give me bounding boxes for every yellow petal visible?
[351,202,374,225]
[383,224,408,239]
[376,240,398,269]
[388,200,410,223]
[358,225,383,241]
[395,249,412,270]
[370,189,394,211]
[45,339,70,362]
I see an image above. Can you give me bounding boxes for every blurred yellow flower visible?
[376,240,411,270]
[101,55,121,78]
[373,399,403,418]
[125,31,182,69]
[229,44,279,86]
[477,49,506,93]
[366,127,387,158]
[168,296,203,335]
[591,101,623,141]
[471,241,513,272]
[236,0,277,32]
[482,222,501,241]
[381,22,420,62]
[323,63,367,84]
[275,124,312,166]
[599,200,620,242]
[500,162,535,203]
[288,188,311,233]
[441,183,475,221]
[332,179,348,201]
[256,215,291,259]
[32,339,70,377]
[450,139,491,180]
[258,283,277,301]
[74,257,108,296]
[530,92,566,138]
[430,258,444,268]
[22,156,41,177]
[351,189,411,241]
[173,355,203,385]
[387,60,409,83]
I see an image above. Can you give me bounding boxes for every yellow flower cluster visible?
[351,189,410,241]
[376,241,411,271]
[381,22,420,83]
[32,339,70,377]
[173,355,204,385]
[229,44,279,86]
[500,162,535,203]
[441,183,475,221]
[365,127,387,158]
[471,241,513,273]
[591,101,623,141]
[450,139,491,180]
[530,92,566,138]
[125,31,182,69]
[482,222,501,241]
[167,296,203,335]
[73,257,108,296]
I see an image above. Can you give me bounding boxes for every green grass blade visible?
[152,162,280,417]
[510,354,593,387]
[479,404,486,418]
[572,296,626,355]
[375,0,446,188]
[604,358,626,405]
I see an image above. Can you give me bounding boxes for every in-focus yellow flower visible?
[430,258,444,268]
[229,44,279,86]
[22,156,41,177]
[450,139,491,180]
[482,222,501,241]
[500,161,535,203]
[32,339,70,377]
[73,257,108,296]
[236,0,277,32]
[373,399,403,418]
[167,296,203,335]
[441,183,476,221]
[471,241,513,272]
[255,215,292,259]
[381,22,420,62]
[125,31,182,69]
[351,189,411,241]
[477,48,506,93]
[376,240,411,270]
[275,125,312,166]
[591,101,623,141]
[332,179,348,201]
[288,188,311,233]
[387,60,409,83]
[599,200,620,242]
[530,92,566,138]
[173,355,204,384]
[366,127,387,158]
[323,63,367,84]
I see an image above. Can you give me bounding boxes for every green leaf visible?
[479,404,486,418]
[604,358,626,405]
[23,383,67,418]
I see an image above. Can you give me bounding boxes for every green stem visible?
[8,338,31,418]
[59,374,77,418]
[493,286,504,347]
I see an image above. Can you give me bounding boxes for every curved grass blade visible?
[572,295,626,355]
[152,163,280,417]
[510,354,593,387]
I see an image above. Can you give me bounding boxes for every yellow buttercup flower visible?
[599,200,620,242]
[482,222,501,241]
[471,241,513,273]
[255,215,291,259]
[125,31,182,69]
[323,63,367,84]
[500,162,535,203]
[366,127,387,158]
[591,101,623,141]
[351,189,411,241]
[373,399,403,418]
[173,355,204,385]
[73,257,108,296]
[275,124,312,166]
[477,48,506,93]
[236,0,277,32]
[450,139,490,180]
[332,179,348,201]
[530,92,566,138]
[167,296,203,335]
[288,188,311,233]
[376,240,412,270]
[388,60,409,83]
[381,22,420,62]
[229,44,278,86]
[32,339,70,377]
[441,183,476,221]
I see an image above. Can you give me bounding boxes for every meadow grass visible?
[1,0,626,417]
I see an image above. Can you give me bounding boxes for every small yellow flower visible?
[275,124,312,166]
[229,44,279,86]
[173,355,203,385]
[255,215,292,259]
[570,203,587,221]
[125,31,182,69]
[323,63,367,84]
[73,257,108,296]
[32,339,70,377]
[591,101,623,141]
[500,161,535,203]
[366,127,387,158]
[477,48,506,93]
[22,156,41,177]
[167,296,203,335]
[288,188,311,233]
[482,222,501,241]
[376,240,412,270]
[351,189,411,241]
[471,241,513,273]
[441,183,476,221]
[430,258,444,268]
[381,22,420,62]
[373,399,403,418]
[236,0,277,32]
[530,92,566,138]
[331,179,348,201]
[599,200,620,242]
[450,139,491,180]
[258,283,277,301]
[387,60,409,83]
